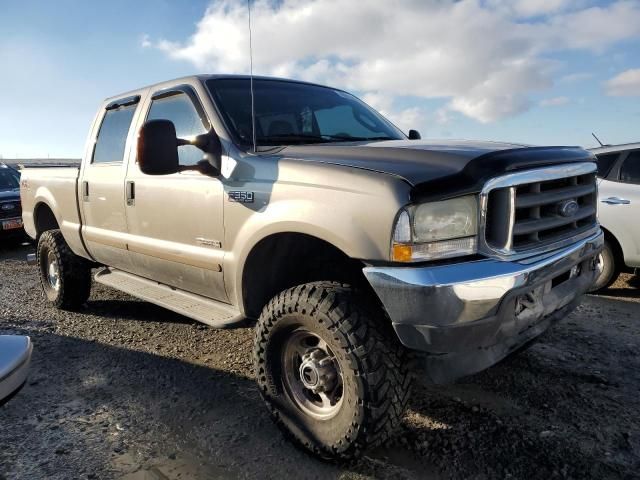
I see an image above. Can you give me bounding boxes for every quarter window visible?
[147,93,208,166]
[92,104,137,164]
[619,150,640,185]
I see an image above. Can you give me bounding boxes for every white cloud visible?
[537,2,640,52]
[558,72,593,84]
[540,96,570,107]
[361,92,425,131]
[140,34,152,48]
[146,0,640,123]
[486,0,581,18]
[605,69,640,96]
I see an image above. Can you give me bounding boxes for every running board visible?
[94,268,244,328]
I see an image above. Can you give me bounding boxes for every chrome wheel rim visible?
[282,329,344,420]
[47,251,60,291]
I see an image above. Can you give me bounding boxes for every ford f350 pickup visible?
[20,75,603,459]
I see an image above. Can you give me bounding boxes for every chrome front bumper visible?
[364,230,604,382]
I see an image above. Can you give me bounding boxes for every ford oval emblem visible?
[558,199,579,217]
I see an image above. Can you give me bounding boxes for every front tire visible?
[589,240,619,293]
[37,230,92,309]
[254,282,412,460]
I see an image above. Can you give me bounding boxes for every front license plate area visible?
[2,219,23,230]
[514,284,548,321]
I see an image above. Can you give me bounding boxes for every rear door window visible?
[619,150,640,185]
[92,104,137,164]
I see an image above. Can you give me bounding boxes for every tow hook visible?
[592,254,603,273]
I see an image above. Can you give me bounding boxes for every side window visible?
[147,92,208,166]
[92,104,137,164]
[619,150,640,185]
[595,153,619,178]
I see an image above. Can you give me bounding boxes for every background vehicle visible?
[0,164,24,241]
[590,143,640,291]
[0,336,32,406]
[20,75,603,459]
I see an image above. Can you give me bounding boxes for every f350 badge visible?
[228,191,254,203]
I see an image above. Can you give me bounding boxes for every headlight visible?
[391,195,478,262]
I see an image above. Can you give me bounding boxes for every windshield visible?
[206,78,405,147]
[0,168,19,190]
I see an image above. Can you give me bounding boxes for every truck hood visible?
[281,140,595,201]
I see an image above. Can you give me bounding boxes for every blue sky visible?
[1,0,639,159]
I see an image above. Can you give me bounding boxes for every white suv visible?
[590,143,640,291]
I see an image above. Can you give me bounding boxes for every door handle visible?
[126,181,135,206]
[601,197,631,205]
[82,181,89,202]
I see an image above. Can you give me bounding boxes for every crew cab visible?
[590,143,640,291]
[20,75,603,459]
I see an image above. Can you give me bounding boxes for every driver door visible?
[124,85,227,301]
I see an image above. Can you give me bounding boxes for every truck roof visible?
[589,142,640,155]
[104,74,333,103]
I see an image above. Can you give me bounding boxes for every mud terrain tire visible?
[37,229,91,310]
[254,281,412,460]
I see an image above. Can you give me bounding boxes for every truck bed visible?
[20,166,88,258]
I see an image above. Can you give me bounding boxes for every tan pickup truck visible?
[20,74,603,459]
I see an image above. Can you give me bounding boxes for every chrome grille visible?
[481,163,599,257]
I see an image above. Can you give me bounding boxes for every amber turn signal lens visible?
[392,244,413,262]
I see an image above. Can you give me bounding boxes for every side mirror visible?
[408,129,422,140]
[0,336,32,406]
[190,130,222,176]
[138,120,223,177]
[137,120,180,175]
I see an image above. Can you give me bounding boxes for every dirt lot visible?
[1,241,639,480]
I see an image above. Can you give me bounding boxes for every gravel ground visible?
[1,241,639,480]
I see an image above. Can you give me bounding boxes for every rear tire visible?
[589,240,619,293]
[37,230,92,309]
[254,281,412,460]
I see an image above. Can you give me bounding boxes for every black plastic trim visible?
[410,146,596,203]
[106,95,141,111]
[148,84,211,130]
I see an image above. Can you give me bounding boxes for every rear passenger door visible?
[80,96,141,272]
[599,149,640,266]
[124,85,228,302]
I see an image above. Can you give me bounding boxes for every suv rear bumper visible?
[363,230,603,383]
[0,216,24,238]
